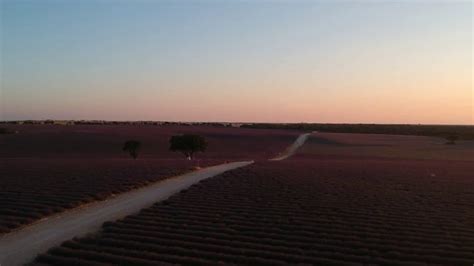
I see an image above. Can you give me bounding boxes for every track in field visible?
[30,155,474,265]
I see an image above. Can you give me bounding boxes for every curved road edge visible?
[269,133,311,161]
[0,160,254,266]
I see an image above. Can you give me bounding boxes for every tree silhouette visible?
[123,140,141,159]
[169,134,207,160]
[445,134,459,145]
[0,128,14,134]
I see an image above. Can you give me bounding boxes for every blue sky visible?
[1,0,472,124]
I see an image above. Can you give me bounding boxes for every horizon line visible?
[1,119,473,127]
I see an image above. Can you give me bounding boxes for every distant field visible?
[0,125,300,234]
[0,124,301,160]
[299,132,474,161]
[243,123,474,140]
[33,155,474,265]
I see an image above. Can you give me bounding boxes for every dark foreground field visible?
[0,125,300,234]
[0,159,221,235]
[32,134,474,265]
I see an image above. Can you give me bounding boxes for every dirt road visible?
[0,133,310,265]
[0,161,253,266]
[270,133,311,161]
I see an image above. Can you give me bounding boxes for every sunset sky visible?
[1,1,472,124]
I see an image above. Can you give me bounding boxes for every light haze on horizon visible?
[1,1,472,124]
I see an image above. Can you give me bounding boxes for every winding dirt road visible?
[0,133,310,266]
[270,133,311,161]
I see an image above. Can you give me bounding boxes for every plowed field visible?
[34,155,474,264]
[0,125,300,234]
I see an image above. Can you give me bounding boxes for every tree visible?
[169,134,207,160]
[123,140,141,159]
[0,128,17,134]
[445,134,459,145]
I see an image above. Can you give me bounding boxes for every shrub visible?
[122,140,141,159]
[0,128,14,134]
[445,134,458,145]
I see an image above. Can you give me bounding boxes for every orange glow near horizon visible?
[1,1,472,124]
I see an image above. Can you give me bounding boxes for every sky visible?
[1,0,472,124]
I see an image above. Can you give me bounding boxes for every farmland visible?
[0,158,220,234]
[32,133,474,265]
[244,123,474,140]
[300,132,474,161]
[3,1,472,264]
[0,125,300,234]
[0,124,301,160]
